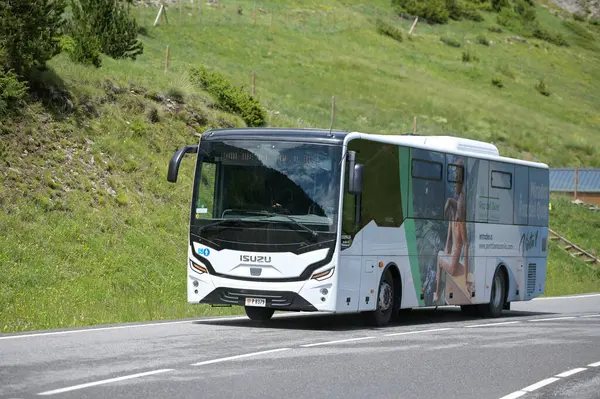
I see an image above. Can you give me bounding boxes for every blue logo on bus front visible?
[197,247,210,257]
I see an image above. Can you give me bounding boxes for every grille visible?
[527,264,537,294]
[220,289,293,307]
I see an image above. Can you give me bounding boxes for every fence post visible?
[165,45,170,73]
[574,167,579,199]
[330,96,336,131]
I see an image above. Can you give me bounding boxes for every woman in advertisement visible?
[433,159,474,304]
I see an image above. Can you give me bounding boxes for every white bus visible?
[167,128,550,326]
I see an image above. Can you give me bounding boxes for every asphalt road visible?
[1,294,599,399]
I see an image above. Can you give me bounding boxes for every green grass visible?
[1,0,600,332]
[549,194,600,256]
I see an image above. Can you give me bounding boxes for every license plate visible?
[245,297,266,307]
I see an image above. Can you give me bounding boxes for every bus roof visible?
[348,132,549,169]
[201,128,549,169]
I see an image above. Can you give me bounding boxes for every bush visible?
[491,77,504,88]
[477,35,490,46]
[491,0,510,11]
[533,28,569,46]
[60,34,102,68]
[189,66,266,127]
[376,19,403,43]
[590,19,600,26]
[441,36,462,48]
[393,0,450,24]
[0,67,28,116]
[488,26,503,33]
[535,79,551,96]
[0,0,66,76]
[573,13,586,22]
[562,21,594,40]
[462,50,479,62]
[71,0,143,61]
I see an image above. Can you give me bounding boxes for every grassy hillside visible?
[1,0,599,332]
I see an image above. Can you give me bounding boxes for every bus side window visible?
[489,162,514,225]
[514,165,529,225]
[528,167,549,227]
[410,149,445,220]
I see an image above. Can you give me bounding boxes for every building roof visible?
[550,168,600,193]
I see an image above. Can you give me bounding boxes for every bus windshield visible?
[190,139,342,252]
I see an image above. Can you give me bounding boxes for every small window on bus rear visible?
[412,159,442,180]
[491,170,512,190]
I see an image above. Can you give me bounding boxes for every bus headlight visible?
[190,260,207,274]
[311,267,334,281]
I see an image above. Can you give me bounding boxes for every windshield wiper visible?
[226,210,319,241]
[195,218,249,233]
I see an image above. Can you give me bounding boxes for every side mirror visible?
[347,150,363,195]
[167,145,198,183]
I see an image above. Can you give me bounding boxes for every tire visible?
[244,306,275,321]
[365,269,395,327]
[477,269,506,318]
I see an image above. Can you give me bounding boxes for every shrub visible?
[376,19,403,43]
[533,28,569,46]
[491,0,510,11]
[60,34,102,68]
[590,19,600,26]
[461,50,478,62]
[477,35,490,46]
[562,21,594,40]
[166,87,185,103]
[189,66,266,127]
[573,13,586,22]
[488,26,503,33]
[535,79,551,96]
[0,0,66,76]
[393,0,450,24]
[71,0,143,61]
[441,36,462,48]
[0,66,28,116]
[491,77,504,88]
[461,6,484,22]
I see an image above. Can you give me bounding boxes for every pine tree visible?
[74,0,143,61]
[0,0,66,76]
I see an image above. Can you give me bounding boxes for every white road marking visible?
[301,336,375,348]
[37,369,173,396]
[533,293,600,300]
[580,314,600,318]
[465,321,521,328]
[191,348,290,366]
[555,368,587,378]
[498,391,527,399]
[0,317,243,341]
[588,361,600,367]
[529,316,577,322]
[521,377,560,392]
[0,312,317,341]
[384,328,452,337]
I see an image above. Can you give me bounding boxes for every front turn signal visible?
[311,267,334,281]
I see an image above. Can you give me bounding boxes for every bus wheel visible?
[244,306,275,321]
[477,269,506,318]
[365,269,395,326]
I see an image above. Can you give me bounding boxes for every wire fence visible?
[143,1,415,33]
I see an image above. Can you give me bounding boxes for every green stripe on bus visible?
[400,147,424,306]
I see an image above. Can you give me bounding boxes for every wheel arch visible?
[494,262,510,306]
[383,262,402,311]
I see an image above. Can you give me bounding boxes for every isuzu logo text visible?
[240,255,271,263]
